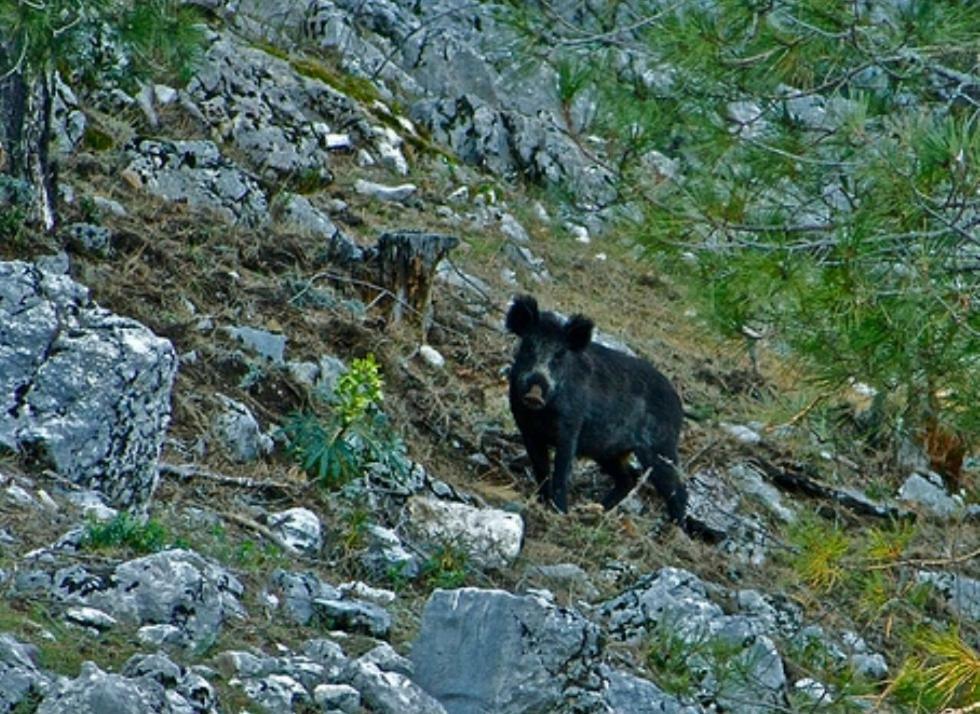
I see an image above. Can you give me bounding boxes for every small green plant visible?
[282,354,409,488]
[82,126,115,152]
[646,624,700,697]
[645,621,757,701]
[421,544,469,590]
[787,515,851,592]
[0,176,31,243]
[341,505,370,555]
[81,513,168,554]
[118,0,206,85]
[893,626,980,711]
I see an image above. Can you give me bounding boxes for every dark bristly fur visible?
[506,295,687,524]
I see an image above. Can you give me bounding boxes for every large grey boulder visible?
[123,139,268,227]
[185,32,369,181]
[0,261,177,510]
[404,496,524,570]
[46,549,245,651]
[599,568,787,714]
[411,588,603,713]
[37,662,169,714]
[0,634,51,713]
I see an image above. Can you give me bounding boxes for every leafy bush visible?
[81,513,168,554]
[420,543,469,590]
[281,355,409,488]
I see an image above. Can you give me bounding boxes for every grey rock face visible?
[354,178,418,203]
[0,634,51,713]
[360,524,422,580]
[685,470,770,564]
[0,261,177,510]
[41,549,245,650]
[271,570,342,627]
[279,192,336,237]
[122,652,218,713]
[269,507,323,555]
[36,662,170,714]
[63,223,113,257]
[186,32,368,181]
[404,496,524,570]
[124,139,268,226]
[412,588,603,714]
[226,325,286,364]
[51,74,86,159]
[314,683,361,713]
[345,658,446,714]
[917,570,980,621]
[898,472,960,518]
[313,597,392,639]
[599,665,696,714]
[600,567,787,714]
[297,0,617,209]
[212,394,273,462]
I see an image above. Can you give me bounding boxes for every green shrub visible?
[81,513,168,554]
[281,355,410,488]
[420,544,469,590]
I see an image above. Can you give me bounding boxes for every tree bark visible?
[0,47,57,233]
[372,230,459,333]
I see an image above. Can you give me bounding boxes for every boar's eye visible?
[551,348,567,363]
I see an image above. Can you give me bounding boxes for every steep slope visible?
[0,2,977,713]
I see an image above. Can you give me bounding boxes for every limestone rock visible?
[0,261,176,510]
[404,496,523,570]
[412,588,602,714]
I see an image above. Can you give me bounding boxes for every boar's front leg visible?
[521,431,553,505]
[551,423,581,513]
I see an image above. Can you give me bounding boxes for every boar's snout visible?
[522,383,547,409]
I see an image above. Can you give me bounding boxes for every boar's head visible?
[505,295,593,410]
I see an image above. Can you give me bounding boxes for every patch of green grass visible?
[81,513,169,554]
[420,543,470,590]
[191,523,286,573]
[291,56,382,106]
[82,126,114,152]
[0,600,142,679]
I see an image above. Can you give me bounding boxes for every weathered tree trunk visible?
[0,46,57,233]
[372,230,459,333]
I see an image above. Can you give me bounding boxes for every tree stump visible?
[0,59,57,233]
[372,230,458,333]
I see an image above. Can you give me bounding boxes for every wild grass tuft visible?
[81,513,169,554]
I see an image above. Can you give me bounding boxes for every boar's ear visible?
[565,314,593,351]
[506,295,539,336]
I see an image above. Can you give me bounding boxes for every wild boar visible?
[506,295,686,524]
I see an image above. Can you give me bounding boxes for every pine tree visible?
[511,0,980,466]
[0,0,204,232]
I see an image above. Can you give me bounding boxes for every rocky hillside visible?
[0,1,977,713]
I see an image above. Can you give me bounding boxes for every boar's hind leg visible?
[638,448,687,525]
[598,454,639,510]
